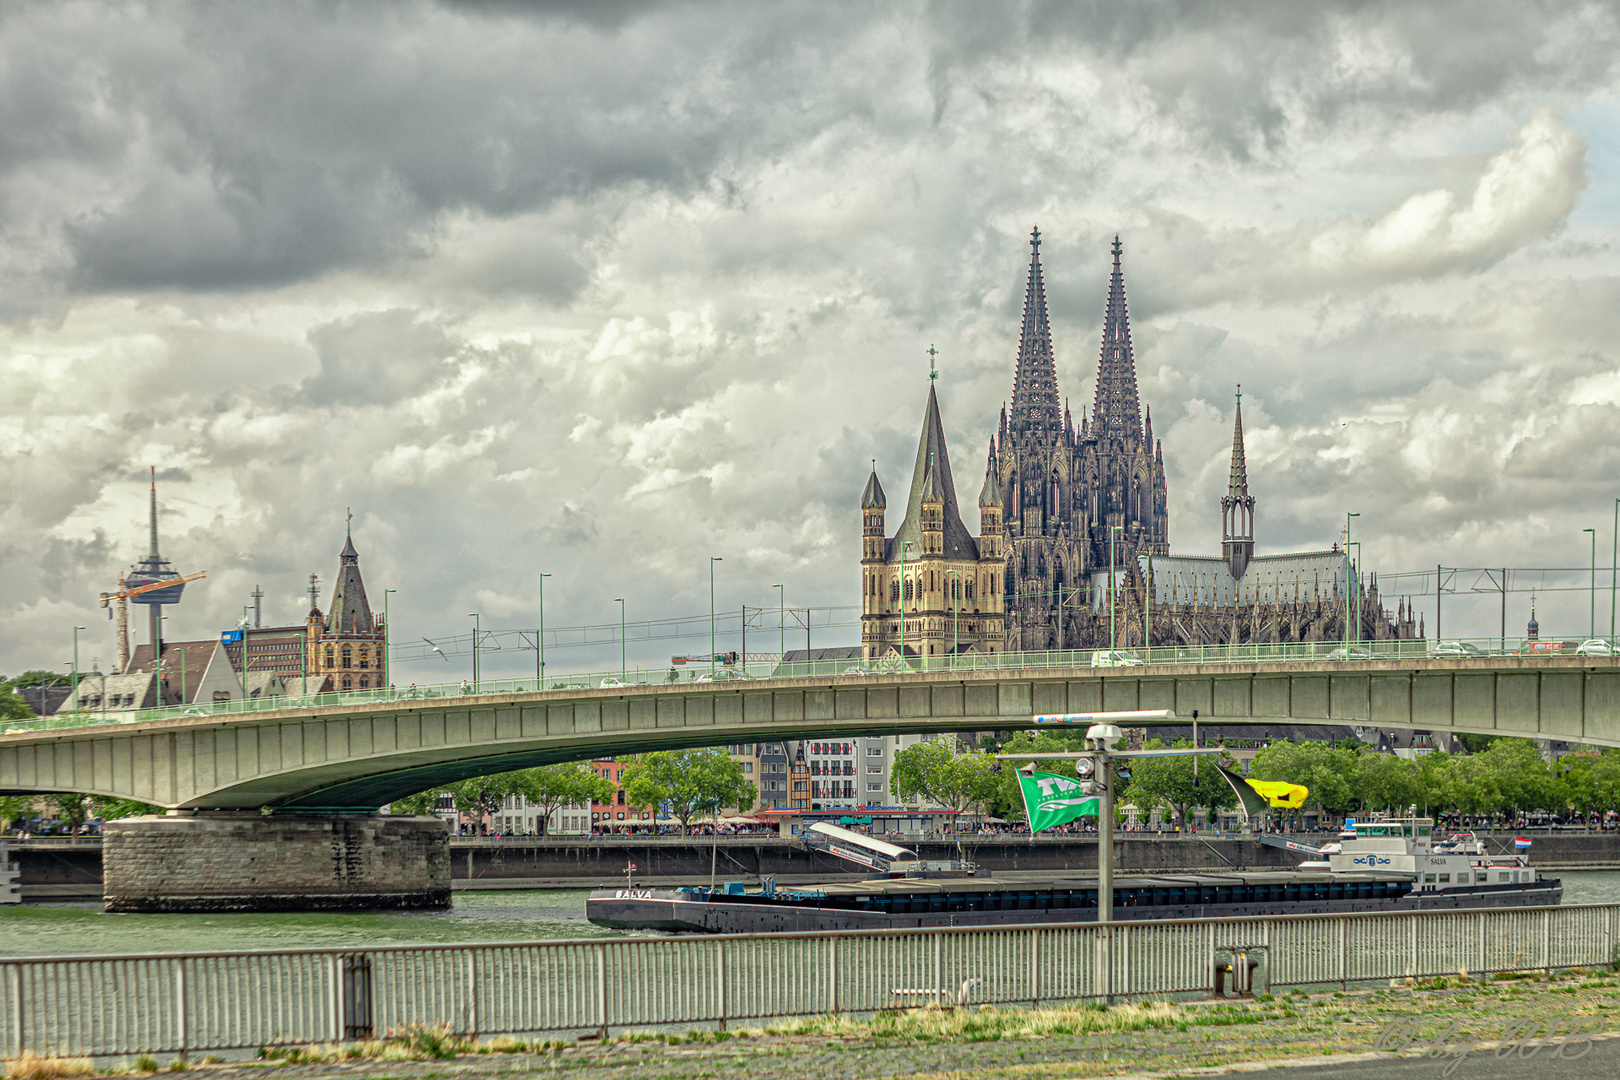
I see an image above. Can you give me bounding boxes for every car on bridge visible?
[1576,639,1615,657]
[1326,646,1374,661]
[1431,640,1486,658]
[1090,650,1142,668]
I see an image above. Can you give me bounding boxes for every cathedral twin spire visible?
[1091,236,1144,444]
[1011,228,1062,429]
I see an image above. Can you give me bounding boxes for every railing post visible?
[467,950,479,1038]
[716,941,726,1032]
[1410,915,1419,980]
[1030,931,1040,1009]
[828,937,837,1014]
[1477,911,1486,977]
[1543,908,1552,978]
[596,944,609,1040]
[330,954,344,1042]
[175,960,188,1063]
[1336,917,1346,990]
[934,933,943,1007]
[9,964,22,1057]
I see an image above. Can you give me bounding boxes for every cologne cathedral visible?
[860,230,1418,661]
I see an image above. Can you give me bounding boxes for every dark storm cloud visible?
[7,0,1620,673]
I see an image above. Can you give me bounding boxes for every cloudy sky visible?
[5,0,1620,681]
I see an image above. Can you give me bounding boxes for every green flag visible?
[1016,768,1100,833]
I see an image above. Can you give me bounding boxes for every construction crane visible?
[101,570,207,673]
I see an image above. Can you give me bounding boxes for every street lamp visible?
[1611,499,1618,643]
[1584,528,1596,640]
[1344,512,1359,649]
[1347,542,1361,646]
[614,598,626,683]
[709,557,722,678]
[538,573,551,688]
[468,613,480,692]
[381,589,395,698]
[772,584,784,665]
[71,626,86,712]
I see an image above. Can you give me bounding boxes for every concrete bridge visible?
[6,655,1615,913]
[4,655,1616,812]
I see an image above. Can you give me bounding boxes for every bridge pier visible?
[102,813,451,914]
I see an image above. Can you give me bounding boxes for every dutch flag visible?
[1514,837,1532,851]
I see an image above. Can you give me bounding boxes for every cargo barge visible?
[587,817,1560,933]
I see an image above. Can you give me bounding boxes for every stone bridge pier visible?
[102,813,450,914]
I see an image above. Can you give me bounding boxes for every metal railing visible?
[10,635,1611,736]
[3,904,1615,1058]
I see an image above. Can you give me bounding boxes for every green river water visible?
[3,872,1619,958]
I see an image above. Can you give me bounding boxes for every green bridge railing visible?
[9,635,1608,736]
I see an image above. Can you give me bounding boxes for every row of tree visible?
[389,750,756,833]
[890,732,1620,827]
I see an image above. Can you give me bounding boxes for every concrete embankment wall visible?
[17,831,1620,898]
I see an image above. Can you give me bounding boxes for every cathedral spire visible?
[1092,235,1143,443]
[1221,385,1256,580]
[1011,226,1061,428]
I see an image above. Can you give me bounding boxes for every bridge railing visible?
[7,635,1597,735]
[2,903,1615,1059]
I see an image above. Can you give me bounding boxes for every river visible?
[3,872,1619,957]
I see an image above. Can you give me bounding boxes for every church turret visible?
[978,441,1003,557]
[308,516,386,692]
[1221,386,1256,580]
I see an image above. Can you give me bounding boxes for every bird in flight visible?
[422,637,450,662]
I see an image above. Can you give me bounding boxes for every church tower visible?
[861,374,1005,664]
[1221,387,1256,580]
[306,519,387,691]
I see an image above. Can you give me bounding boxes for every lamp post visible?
[381,589,395,698]
[614,598,626,683]
[948,569,960,666]
[709,557,722,678]
[1611,499,1618,643]
[71,626,85,712]
[772,584,784,664]
[468,613,480,693]
[899,541,915,667]
[1347,542,1361,647]
[538,573,551,688]
[1584,528,1596,640]
[1344,512,1359,649]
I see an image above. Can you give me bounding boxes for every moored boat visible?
[586,817,1560,934]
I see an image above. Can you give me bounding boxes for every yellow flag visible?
[1245,778,1309,809]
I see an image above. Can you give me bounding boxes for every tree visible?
[50,794,92,836]
[389,789,446,816]
[620,749,755,834]
[509,763,617,835]
[96,798,166,820]
[6,671,68,688]
[1248,740,1359,820]
[989,730,1087,823]
[1124,739,1236,829]
[0,796,33,832]
[0,685,31,723]
[889,738,1001,832]
[447,773,523,828]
